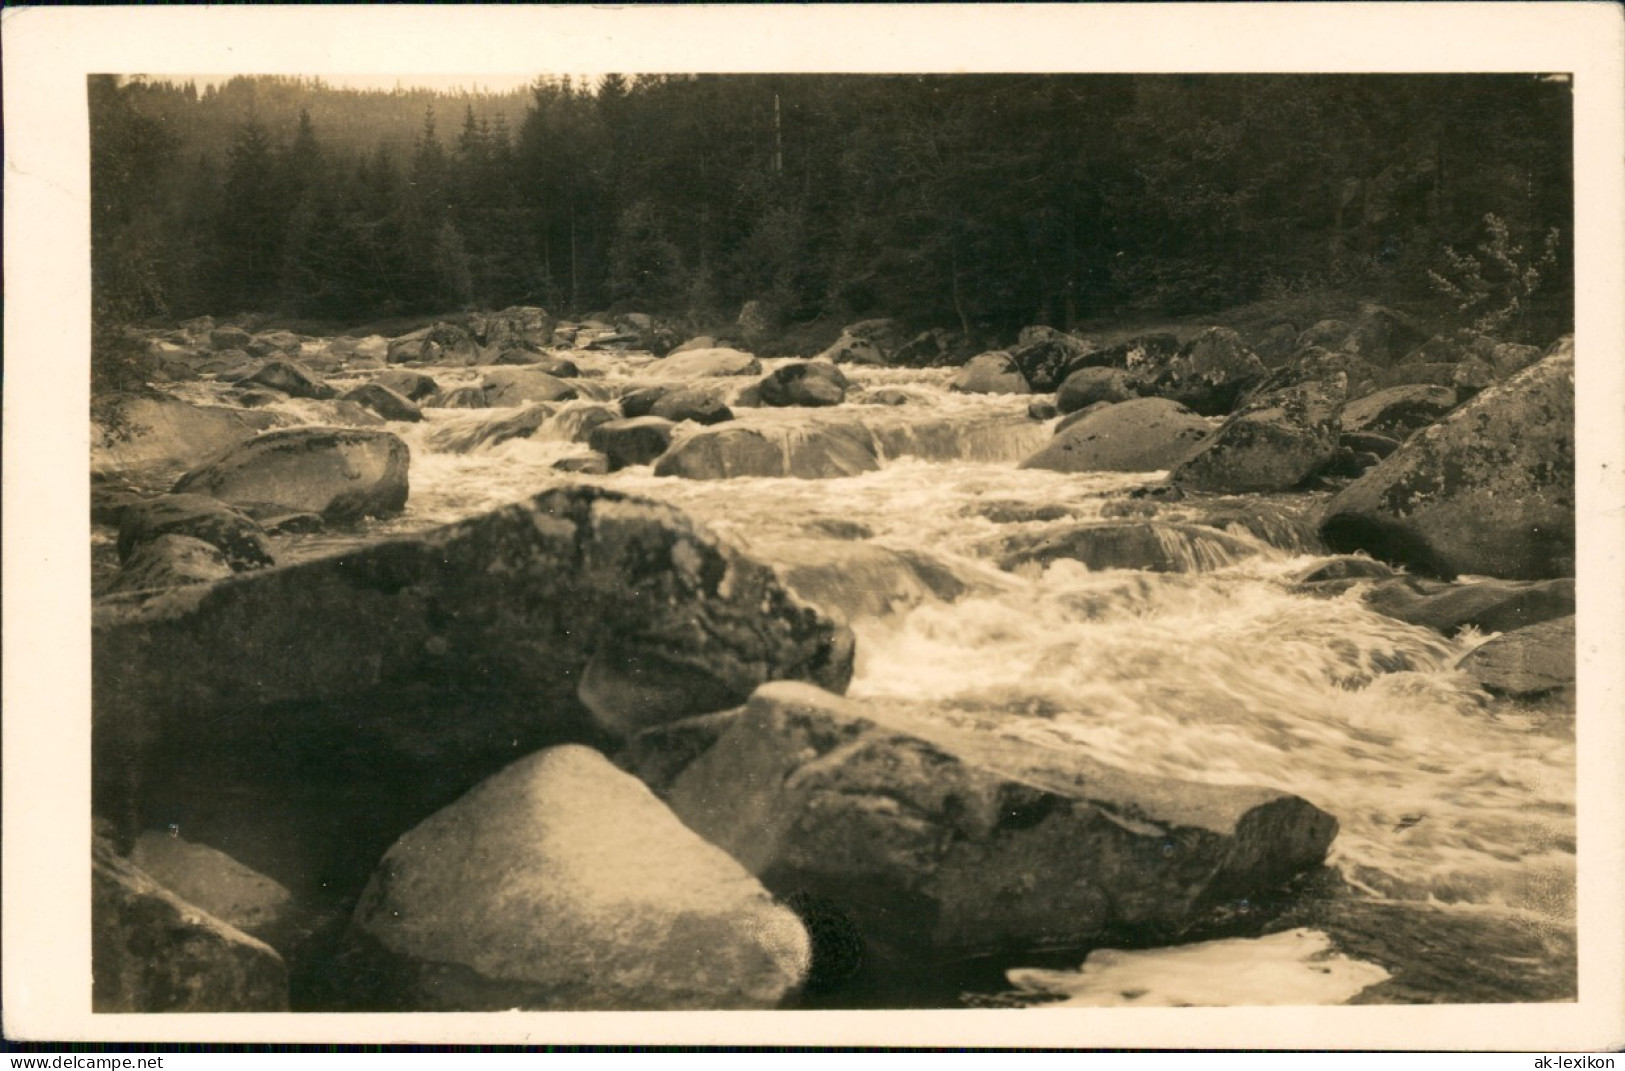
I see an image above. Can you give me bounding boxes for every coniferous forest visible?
[93,73,1571,379]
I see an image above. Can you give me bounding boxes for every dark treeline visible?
[92,72,1573,343]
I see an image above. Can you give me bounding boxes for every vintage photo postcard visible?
[4,3,1622,1051]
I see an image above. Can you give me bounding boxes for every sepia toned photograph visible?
[5,3,1623,1051]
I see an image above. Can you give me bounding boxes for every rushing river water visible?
[130,345,1576,1006]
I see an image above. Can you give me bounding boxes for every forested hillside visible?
[92,73,1572,348]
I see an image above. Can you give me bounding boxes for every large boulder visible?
[341,382,423,423]
[1126,327,1266,416]
[108,535,236,594]
[1318,348,1574,580]
[625,683,1338,968]
[93,487,855,896]
[481,367,579,407]
[654,425,880,480]
[949,351,1032,395]
[891,329,959,369]
[642,347,763,379]
[1056,367,1138,413]
[240,360,335,400]
[93,837,288,1012]
[1455,616,1575,699]
[587,416,676,470]
[1000,521,1263,573]
[813,333,886,367]
[92,394,283,476]
[1339,384,1456,439]
[1171,377,1345,493]
[341,746,810,1011]
[117,493,274,572]
[1088,332,1182,371]
[245,331,304,360]
[371,369,440,402]
[388,322,479,366]
[758,361,849,408]
[1021,398,1212,474]
[172,427,410,525]
[1341,304,1430,366]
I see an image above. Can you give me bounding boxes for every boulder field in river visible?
[340,746,811,1011]
[1318,343,1574,580]
[624,683,1338,971]
[94,486,854,897]
[172,427,410,525]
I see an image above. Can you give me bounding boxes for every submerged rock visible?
[1319,348,1574,580]
[1021,398,1211,474]
[626,683,1338,968]
[1000,521,1263,573]
[93,487,854,898]
[814,333,886,366]
[654,424,880,480]
[371,369,440,402]
[1455,616,1576,699]
[341,746,810,1011]
[172,427,409,525]
[93,837,288,1012]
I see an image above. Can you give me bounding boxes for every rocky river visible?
[89,310,1577,1012]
